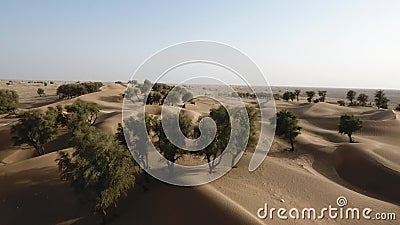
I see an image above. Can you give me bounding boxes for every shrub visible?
[37,88,45,97]
[337,100,346,106]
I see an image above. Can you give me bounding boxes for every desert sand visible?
[0,82,399,225]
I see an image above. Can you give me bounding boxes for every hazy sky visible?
[1,0,399,89]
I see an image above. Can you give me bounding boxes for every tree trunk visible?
[348,134,353,143]
[290,139,295,151]
[206,155,212,174]
[40,146,45,155]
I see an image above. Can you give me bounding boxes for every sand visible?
[0,84,399,225]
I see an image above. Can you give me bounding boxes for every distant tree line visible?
[343,89,390,109]
[124,80,194,106]
[233,92,270,99]
[56,82,103,99]
[123,105,258,174]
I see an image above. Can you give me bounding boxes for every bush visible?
[337,100,346,106]
[37,88,45,97]
[0,89,19,113]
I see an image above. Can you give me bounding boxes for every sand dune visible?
[277,101,400,206]
[0,89,399,224]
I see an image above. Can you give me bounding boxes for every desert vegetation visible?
[0,89,19,113]
[56,82,103,99]
[338,114,363,143]
[374,89,390,109]
[1,82,400,225]
[275,110,301,151]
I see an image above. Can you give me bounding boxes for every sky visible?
[0,0,399,89]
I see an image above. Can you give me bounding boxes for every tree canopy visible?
[57,82,103,99]
[57,126,137,216]
[65,100,100,132]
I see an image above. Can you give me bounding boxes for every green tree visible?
[357,93,369,107]
[123,113,156,169]
[145,91,163,105]
[141,79,152,93]
[229,106,258,167]
[338,114,363,143]
[165,90,181,106]
[11,109,58,155]
[305,91,315,103]
[337,100,346,106]
[346,90,357,105]
[0,89,19,113]
[195,106,231,173]
[182,91,194,102]
[57,126,137,217]
[294,89,301,101]
[154,112,191,170]
[275,110,301,151]
[374,90,389,109]
[65,101,100,132]
[282,91,292,101]
[37,88,45,97]
[125,87,140,102]
[318,91,327,102]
